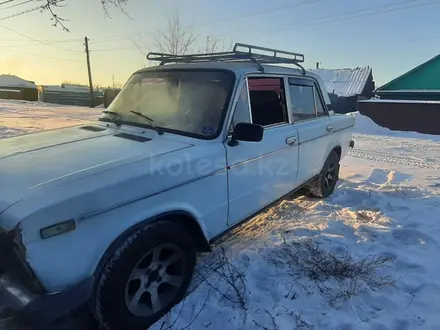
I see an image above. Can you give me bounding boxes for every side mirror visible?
[228,122,264,146]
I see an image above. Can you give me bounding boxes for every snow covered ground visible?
[0,100,439,330]
[0,100,101,138]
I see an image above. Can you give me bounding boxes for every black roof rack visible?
[146,43,306,75]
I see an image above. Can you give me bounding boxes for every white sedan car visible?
[0,44,354,329]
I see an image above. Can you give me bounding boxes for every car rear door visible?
[287,77,332,184]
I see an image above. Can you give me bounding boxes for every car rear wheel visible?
[307,151,340,198]
[93,221,197,330]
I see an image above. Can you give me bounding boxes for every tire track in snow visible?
[349,149,440,170]
[353,135,440,153]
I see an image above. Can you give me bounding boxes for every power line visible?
[6,29,436,62]
[0,0,34,10]
[3,46,83,62]
[0,0,323,47]
[0,23,83,52]
[0,37,85,45]
[0,1,323,48]
[92,0,440,53]
[201,0,324,24]
[0,5,43,20]
[0,0,436,51]
[92,47,134,52]
[71,0,327,45]
[76,0,428,45]
[234,0,440,37]
[0,0,16,6]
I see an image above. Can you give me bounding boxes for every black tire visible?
[308,151,340,198]
[93,221,197,330]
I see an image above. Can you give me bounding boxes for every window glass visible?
[103,70,234,138]
[314,88,326,117]
[289,85,316,121]
[230,83,251,132]
[248,77,288,127]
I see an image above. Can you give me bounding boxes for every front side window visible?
[101,70,234,138]
[247,77,288,127]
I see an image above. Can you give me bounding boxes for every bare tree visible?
[197,36,232,54]
[134,11,232,60]
[154,11,198,55]
[38,0,129,32]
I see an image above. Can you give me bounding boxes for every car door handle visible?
[326,125,334,132]
[286,137,297,145]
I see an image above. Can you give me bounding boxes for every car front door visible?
[287,77,331,184]
[225,76,299,227]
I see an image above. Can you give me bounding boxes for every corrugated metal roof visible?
[311,67,372,97]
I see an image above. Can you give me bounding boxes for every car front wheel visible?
[93,221,197,330]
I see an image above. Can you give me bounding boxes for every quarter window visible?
[231,83,251,130]
[315,88,327,117]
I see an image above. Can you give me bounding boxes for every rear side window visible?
[289,84,316,121]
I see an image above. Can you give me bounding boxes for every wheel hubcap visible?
[324,163,337,189]
[125,243,186,317]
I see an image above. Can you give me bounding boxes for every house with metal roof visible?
[0,74,38,101]
[311,67,375,113]
[375,54,440,101]
[358,55,440,135]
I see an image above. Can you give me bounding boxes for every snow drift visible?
[352,111,440,141]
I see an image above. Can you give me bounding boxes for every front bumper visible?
[0,273,93,326]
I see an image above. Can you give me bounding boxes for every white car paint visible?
[0,62,354,293]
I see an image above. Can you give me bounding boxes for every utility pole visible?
[84,37,95,108]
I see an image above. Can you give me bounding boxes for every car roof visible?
[137,62,315,78]
[134,62,331,105]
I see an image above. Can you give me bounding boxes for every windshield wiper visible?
[130,110,164,135]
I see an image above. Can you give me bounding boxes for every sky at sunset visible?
[1,0,440,88]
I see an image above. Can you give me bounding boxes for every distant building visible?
[103,88,121,108]
[359,55,440,136]
[375,54,440,101]
[39,83,103,107]
[312,67,375,113]
[0,74,38,101]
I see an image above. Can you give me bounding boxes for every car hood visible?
[0,124,191,214]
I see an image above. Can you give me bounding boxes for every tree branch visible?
[135,10,232,60]
[38,0,129,32]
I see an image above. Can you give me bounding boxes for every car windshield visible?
[101,70,235,138]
